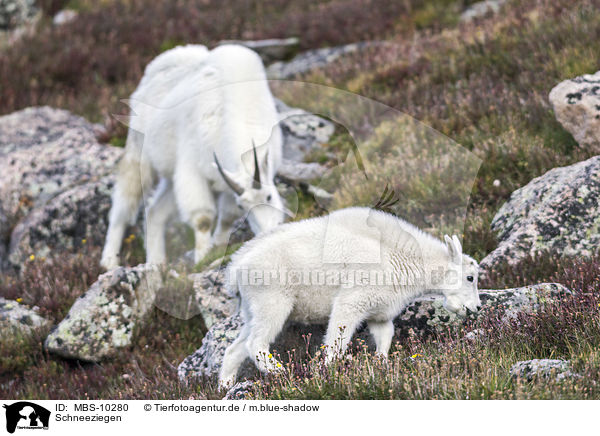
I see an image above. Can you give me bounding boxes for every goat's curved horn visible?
[252,140,261,189]
[214,152,244,196]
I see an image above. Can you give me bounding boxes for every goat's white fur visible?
[101,44,285,269]
[219,207,480,386]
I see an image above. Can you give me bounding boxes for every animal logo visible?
[3,402,50,433]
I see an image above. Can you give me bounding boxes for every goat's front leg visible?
[211,191,239,247]
[368,319,394,356]
[323,296,366,363]
[145,178,176,265]
[174,162,216,264]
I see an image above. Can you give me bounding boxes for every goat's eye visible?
[466,275,474,282]
[266,195,272,202]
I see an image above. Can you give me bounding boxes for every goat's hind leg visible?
[101,131,153,269]
[101,162,145,269]
[245,296,293,374]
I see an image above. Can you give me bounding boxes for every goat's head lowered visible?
[439,235,481,316]
[214,141,286,235]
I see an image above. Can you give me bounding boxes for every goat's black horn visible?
[252,140,261,189]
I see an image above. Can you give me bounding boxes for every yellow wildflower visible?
[16,298,23,303]
[29,254,35,261]
[411,353,423,359]
[276,363,282,368]
[267,353,273,359]
[81,239,87,244]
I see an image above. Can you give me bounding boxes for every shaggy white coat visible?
[219,207,480,386]
[101,44,285,269]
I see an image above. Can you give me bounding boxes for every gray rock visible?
[276,99,335,162]
[9,176,115,266]
[460,0,506,22]
[0,107,121,269]
[190,268,238,329]
[277,159,327,183]
[178,282,569,383]
[267,42,381,80]
[394,283,570,335]
[510,359,579,382]
[0,0,36,30]
[44,264,161,361]
[178,313,247,383]
[0,297,51,338]
[223,380,257,400]
[549,70,600,152]
[480,156,600,275]
[218,38,299,63]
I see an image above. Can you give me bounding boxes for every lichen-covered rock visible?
[44,264,161,361]
[178,283,569,384]
[459,0,506,22]
[0,107,121,268]
[0,297,51,338]
[267,42,381,80]
[190,268,238,329]
[392,283,569,336]
[549,70,600,152]
[0,0,36,30]
[223,380,257,400]
[277,160,327,183]
[276,99,335,163]
[479,156,600,275]
[178,314,247,382]
[9,176,115,266]
[218,38,299,63]
[510,359,579,382]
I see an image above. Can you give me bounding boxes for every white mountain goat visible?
[219,207,480,386]
[100,44,285,269]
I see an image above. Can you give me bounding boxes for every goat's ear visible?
[444,234,461,264]
[452,234,462,254]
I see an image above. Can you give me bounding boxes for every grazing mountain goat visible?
[219,207,480,386]
[100,44,285,269]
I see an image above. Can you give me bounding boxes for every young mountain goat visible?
[101,44,285,269]
[219,207,481,386]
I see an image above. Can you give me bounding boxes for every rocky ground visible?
[1,0,600,400]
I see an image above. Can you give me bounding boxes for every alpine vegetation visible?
[101,44,286,269]
[219,207,480,386]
